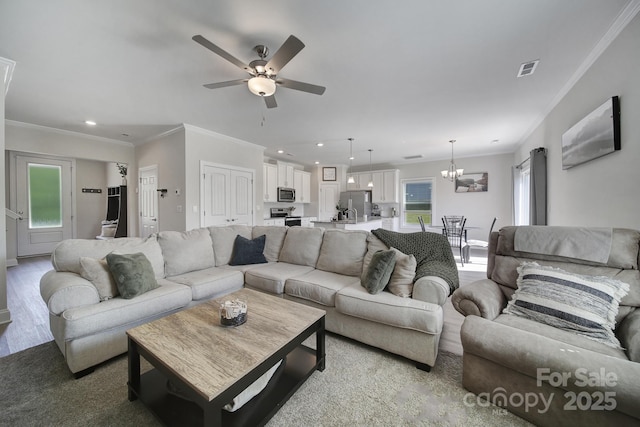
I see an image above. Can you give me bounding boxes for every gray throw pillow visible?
[361,250,396,295]
[105,252,159,299]
[229,235,268,266]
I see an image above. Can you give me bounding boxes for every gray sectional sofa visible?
[452,226,640,426]
[40,225,451,376]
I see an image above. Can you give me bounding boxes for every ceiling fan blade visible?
[192,35,252,73]
[264,95,277,109]
[203,79,247,89]
[276,78,326,95]
[265,35,305,74]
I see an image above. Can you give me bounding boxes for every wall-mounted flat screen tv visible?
[561,96,620,170]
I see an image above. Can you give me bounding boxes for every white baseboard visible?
[0,308,12,326]
[6,258,18,267]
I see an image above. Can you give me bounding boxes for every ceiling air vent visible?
[517,60,539,78]
[403,154,423,160]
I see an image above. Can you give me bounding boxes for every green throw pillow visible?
[361,250,396,294]
[105,252,159,299]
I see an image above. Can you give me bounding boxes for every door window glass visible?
[28,163,62,228]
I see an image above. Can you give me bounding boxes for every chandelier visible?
[441,139,463,181]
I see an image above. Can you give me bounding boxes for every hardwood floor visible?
[0,255,55,357]
[0,249,488,359]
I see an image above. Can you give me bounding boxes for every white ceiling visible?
[1,0,637,168]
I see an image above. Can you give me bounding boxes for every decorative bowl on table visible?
[219,298,248,327]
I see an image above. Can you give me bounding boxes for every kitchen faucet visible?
[345,207,358,223]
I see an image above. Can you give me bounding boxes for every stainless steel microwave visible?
[277,187,296,202]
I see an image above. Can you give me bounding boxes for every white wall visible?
[398,153,513,240]
[75,159,107,239]
[516,14,640,229]
[184,125,265,231]
[135,127,186,233]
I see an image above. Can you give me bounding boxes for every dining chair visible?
[465,217,497,262]
[418,215,426,232]
[442,216,469,266]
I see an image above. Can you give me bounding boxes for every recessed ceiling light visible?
[349,156,354,160]
[85,120,97,126]
[316,142,324,147]
[277,149,284,154]
[314,161,320,164]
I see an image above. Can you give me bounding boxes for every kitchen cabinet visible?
[277,161,295,188]
[293,170,311,203]
[263,163,278,202]
[372,169,399,203]
[346,172,370,191]
[263,218,285,226]
[381,217,399,231]
[301,217,316,227]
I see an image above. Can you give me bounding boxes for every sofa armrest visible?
[451,279,506,320]
[40,270,100,315]
[412,275,449,305]
[462,315,640,420]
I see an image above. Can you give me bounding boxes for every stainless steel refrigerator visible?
[339,191,372,220]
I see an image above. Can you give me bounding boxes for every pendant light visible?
[347,138,355,184]
[441,139,464,181]
[367,149,374,188]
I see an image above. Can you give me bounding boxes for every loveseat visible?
[451,226,640,426]
[40,225,455,376]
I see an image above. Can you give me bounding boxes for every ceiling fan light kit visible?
[248,76,276,97]
[193,33,325,109]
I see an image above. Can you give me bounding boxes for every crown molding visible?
[5,120,134,147]
[183,123,265,151]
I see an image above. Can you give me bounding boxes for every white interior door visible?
[139,165,158,238]
[230,170,253,225]
[319,183,339,221]
[16,155,73,256]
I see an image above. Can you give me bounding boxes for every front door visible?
[16,155,73,256]
[139,165,158,238]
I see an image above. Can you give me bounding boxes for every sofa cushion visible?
[503,262,629,348]
[336,283,443,334]
[362,234,389,275]
[285,269,360,307]
[166,267,244,301]
[209,225,253,266]
[316,229,368,276]
[618,309,640,362]
[60,280,191,340]
[387,247,417,298]
[105,252,159,299]
[252,226,288,262]
[278,227,324,267]
[244,262,314,294]
[52,235,164,278]
[229,235,268,266]
[361,250,396,294]
[79,257,118,301]
[158,229,215,276]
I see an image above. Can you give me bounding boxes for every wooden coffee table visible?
[127,288,326,426]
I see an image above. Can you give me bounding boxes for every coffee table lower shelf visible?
[131,345,320,427]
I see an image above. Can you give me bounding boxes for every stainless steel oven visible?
[270,208,301,227]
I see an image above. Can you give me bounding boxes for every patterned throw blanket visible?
[372,228,460,295]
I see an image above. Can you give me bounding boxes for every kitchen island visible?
[311,218,383,231]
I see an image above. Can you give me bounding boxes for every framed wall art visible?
[561,96,621,170]
[322,167,336,181]
[455,172,488,193]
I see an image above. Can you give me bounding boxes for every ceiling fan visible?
[192,34,326,108]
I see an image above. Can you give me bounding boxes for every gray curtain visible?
[529,147,547,225]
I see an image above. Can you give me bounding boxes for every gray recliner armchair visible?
[451,226,640,426]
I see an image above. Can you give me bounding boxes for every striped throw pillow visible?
[504,262,629,348]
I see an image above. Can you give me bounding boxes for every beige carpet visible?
[0,334,531,426]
